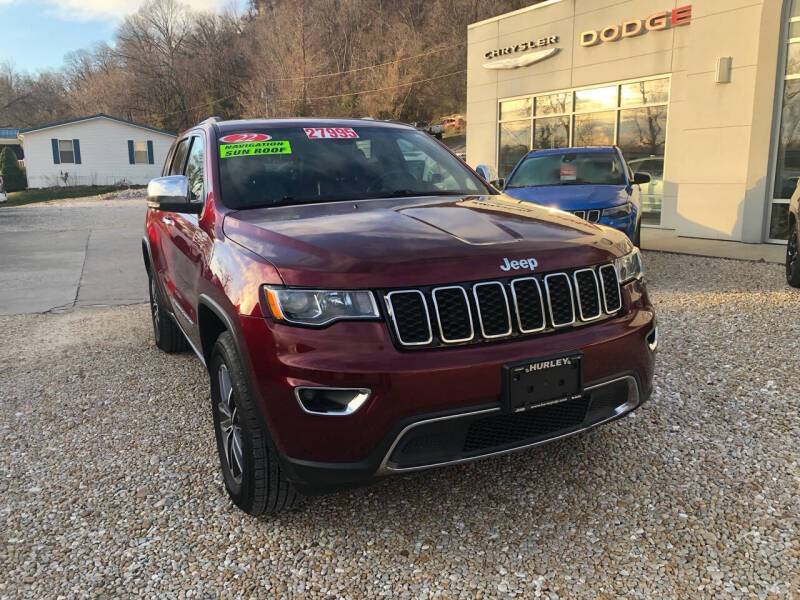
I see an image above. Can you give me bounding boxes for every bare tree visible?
[2,0,539,130]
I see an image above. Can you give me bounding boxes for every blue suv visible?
[499,147,650,246]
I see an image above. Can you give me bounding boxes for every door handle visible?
[161,216,174,226]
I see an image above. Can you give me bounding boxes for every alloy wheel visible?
[150,277,160,340]
[217,363,244,484]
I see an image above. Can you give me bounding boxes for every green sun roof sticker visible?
[219,140,291,158]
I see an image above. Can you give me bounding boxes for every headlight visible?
[264,287,380,326]
[615,248,643,283]
[603,202,633,219]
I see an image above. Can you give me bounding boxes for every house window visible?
[58,140,75,164]
[133,141,149,164]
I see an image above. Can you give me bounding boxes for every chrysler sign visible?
[482,35,560,70]
[580,5,692,47]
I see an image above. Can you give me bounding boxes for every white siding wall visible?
[22,117,175,189]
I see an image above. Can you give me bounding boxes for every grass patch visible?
[1,185,143,207]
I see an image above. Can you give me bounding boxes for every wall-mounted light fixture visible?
[715,56,732,83]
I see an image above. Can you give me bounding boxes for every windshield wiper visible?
[373,189,472,198]
[237,190,475,210]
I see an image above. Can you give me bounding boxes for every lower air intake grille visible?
[463,396,590,453]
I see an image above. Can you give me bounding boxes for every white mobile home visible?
[20,114,176,188]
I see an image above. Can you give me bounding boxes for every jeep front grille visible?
[383,263,622,349]
[573,209,601,223]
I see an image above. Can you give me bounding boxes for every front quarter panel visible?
[204,236,284,319]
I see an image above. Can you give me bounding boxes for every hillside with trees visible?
[0,0,536,133]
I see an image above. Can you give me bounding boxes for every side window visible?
[184,137,205,203]
[169,139,190,176]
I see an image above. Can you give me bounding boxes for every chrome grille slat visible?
[572,268,602,321]
[385,290,433,346]
[544,273,576,327]
[598,264,622,313]
[587,209,600,223]
[432,286,474,343]
[472,281,512,339]
[510,277,546,333]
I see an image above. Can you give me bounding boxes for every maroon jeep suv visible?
[143,118,657,515]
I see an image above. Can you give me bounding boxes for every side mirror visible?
[633,172,651,185]
[490,178,505,189]
[475,164,492,181]
[147,175,201,213]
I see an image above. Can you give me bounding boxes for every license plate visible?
[502,352,583,412]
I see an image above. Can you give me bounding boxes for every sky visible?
[0,0,246,73]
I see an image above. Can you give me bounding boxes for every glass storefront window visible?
[767,9,800,240]
[499,120,531,178]
[500,98,532,121]
[773,79,800,202]
[618,106,667,158]
[618,106,667,225]
[497,77,670,223]
[573,111,615,146]
[769,203,790,239]
[787,43,800,76]
[535,92,572,116]
[620,78,670,107]
[574,86,617,112]
[534,116,570,150]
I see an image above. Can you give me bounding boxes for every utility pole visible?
[262,87,268,119]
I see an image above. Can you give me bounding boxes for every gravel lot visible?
[1,253,798,599]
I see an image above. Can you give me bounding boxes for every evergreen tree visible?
[0,147,26,192]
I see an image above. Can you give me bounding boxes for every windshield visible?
[506,151,627,188]
[217,126,490,209]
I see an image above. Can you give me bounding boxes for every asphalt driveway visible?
[0,193,147,315]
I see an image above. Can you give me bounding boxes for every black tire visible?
[786,224,800,288]
[633,220,642,247]
[209,331,301,516]
[148,271,188,353]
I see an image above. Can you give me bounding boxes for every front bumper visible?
[282,373,648,493]
[237,280,656,491]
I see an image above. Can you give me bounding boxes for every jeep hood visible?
[223,194,632,288]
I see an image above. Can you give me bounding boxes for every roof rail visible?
[199,116,223,125]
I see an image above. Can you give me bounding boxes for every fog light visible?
[647,326,658,352]
[294,387,371,415]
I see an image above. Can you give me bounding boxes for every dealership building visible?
[466,0,796,243]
